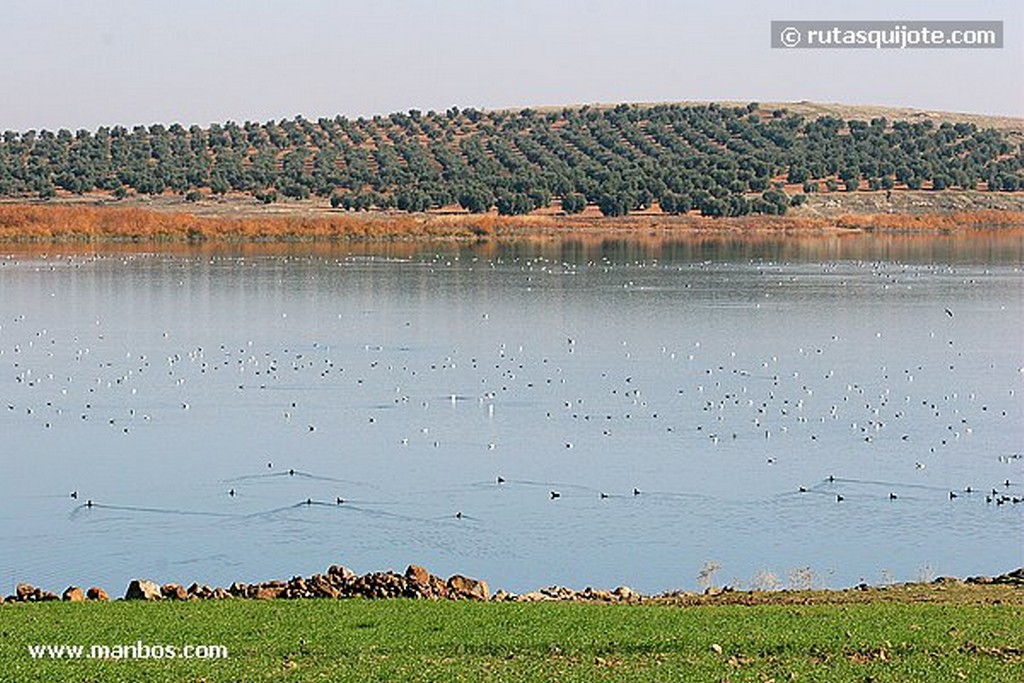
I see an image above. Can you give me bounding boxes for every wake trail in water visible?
[221,470,377,487]
[830,476,958,492]
[69,502,235,520]
[245,499,439,525]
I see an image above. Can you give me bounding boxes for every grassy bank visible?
[1,200,1024,243]
[3,590,1021,682]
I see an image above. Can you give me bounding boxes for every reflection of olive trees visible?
[749,569,781,592]
[0,104,1019,210]
[697,560,721,591]
[787,567,817,591]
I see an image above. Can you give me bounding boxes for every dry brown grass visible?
[0,203,1022,243]
[0,204,560,242]
[652,580,1024,607]
[833,210,1024,231]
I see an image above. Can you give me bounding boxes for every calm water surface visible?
[1,234,1022,594]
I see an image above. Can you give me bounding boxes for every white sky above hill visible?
[0,0,1020,131]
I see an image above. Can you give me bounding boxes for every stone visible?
[356,572,401,600]
[161,583,189,601]
[613,585,638,600]
[254,585,283,600]
[193,584,216,599]
[62,586,86,602]
[429,575,450,599]
[448,573,487,602]
[933,576,963,586]
[519,591,550,602]
[447,574,489,601]
[405,564,431,587]
[307,574,338,598]
[314,583,340,599]
[327,565,356,582]
[87,587,109,602]
[125,579,162,601]
[994,568,1024,585]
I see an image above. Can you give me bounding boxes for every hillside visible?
[0,102,1022,220]
[519,101,1023,138]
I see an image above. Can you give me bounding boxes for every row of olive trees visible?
[0,103,1020,215]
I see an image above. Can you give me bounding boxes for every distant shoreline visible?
[5,565,1022,606]
[1,193,1023,243]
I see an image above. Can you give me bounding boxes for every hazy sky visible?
[1,0,1020,131]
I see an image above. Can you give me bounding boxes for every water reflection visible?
[3,228,1023,265]
[0,234,1021,595]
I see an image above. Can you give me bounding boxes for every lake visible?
[1,232,1022,595]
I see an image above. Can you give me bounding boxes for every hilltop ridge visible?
[493,101,1022,137]
[0,101,1021,228]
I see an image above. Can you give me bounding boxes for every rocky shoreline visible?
[3,565,1023,606]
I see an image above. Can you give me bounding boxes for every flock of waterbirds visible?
[1,252,1021,552]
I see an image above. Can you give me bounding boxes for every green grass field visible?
[2,595,1021,682]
